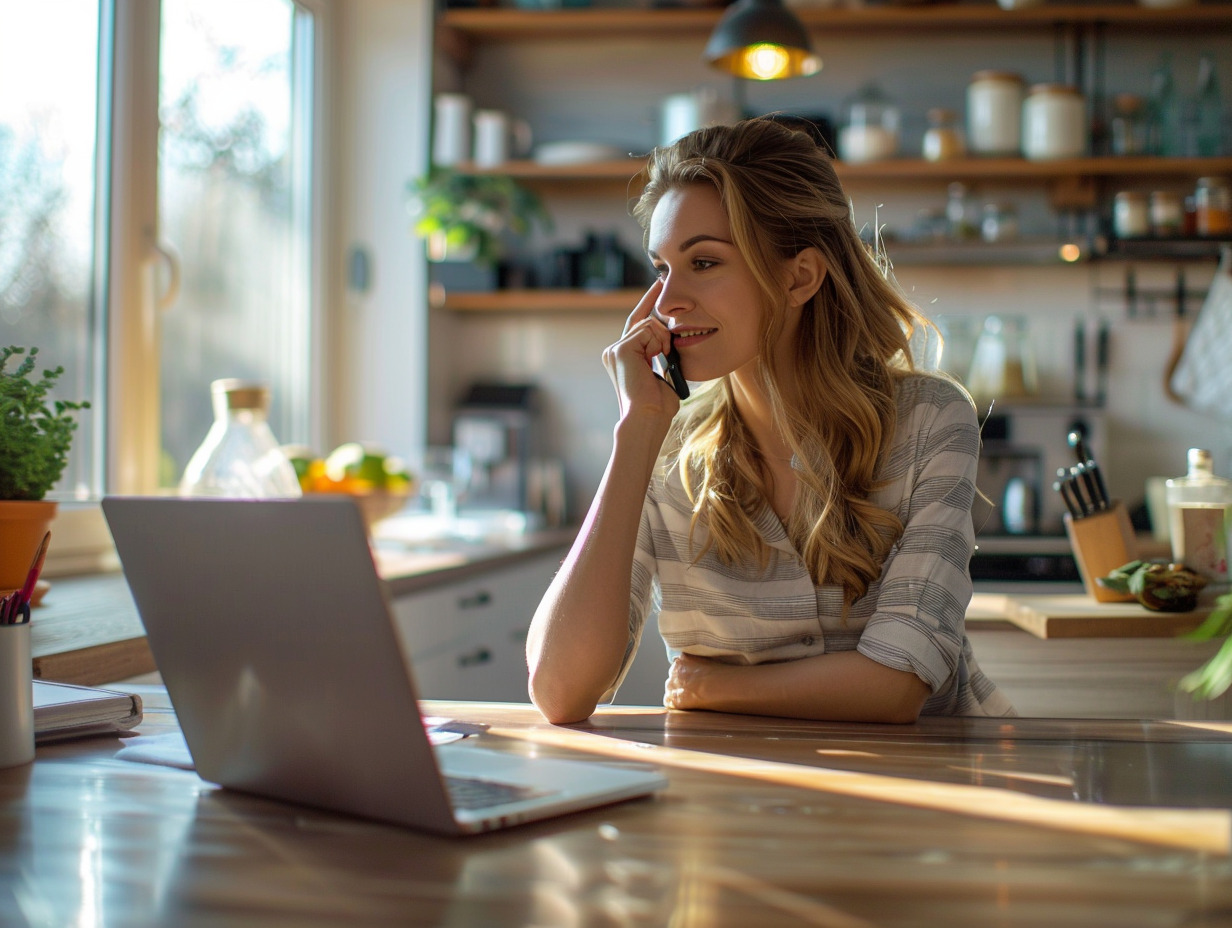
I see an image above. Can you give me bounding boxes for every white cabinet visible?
[390,545,674,707]
[390,548,566,702]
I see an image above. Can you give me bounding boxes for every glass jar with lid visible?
[922,108,966,162]
[838,83,900,164]
[966,71,1024,156]
[1022,84,1086,160]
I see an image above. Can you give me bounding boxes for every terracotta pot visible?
[0,500,56,592]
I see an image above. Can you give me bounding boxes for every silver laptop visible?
[102,495,666,835]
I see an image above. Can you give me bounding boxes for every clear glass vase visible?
[179,379,302,498]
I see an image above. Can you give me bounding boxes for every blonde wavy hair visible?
[632,117,935,605]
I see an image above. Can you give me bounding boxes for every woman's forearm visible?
[526,415,671,723]
[667,650,931,724]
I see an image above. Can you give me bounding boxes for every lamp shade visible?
[704,0,822,81]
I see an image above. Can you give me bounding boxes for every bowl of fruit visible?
[284,442,414,530]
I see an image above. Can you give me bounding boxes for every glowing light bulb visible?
[744,44,790,80]
[1058,242,1083,263]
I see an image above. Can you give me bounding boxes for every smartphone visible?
[660,341,689,400]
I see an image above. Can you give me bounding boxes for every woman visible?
[526,117,1013,725]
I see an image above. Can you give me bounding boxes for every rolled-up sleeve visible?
[857,384,978,692]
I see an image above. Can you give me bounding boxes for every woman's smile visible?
[671,326,717,348]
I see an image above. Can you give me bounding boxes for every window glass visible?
[0,2,102,498]
[158,0,312,486]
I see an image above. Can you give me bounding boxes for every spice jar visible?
[922,108,966,162]
[1196,177,1232,236]
[1022,84,1086,160]
[1113,191,1150,238]
[1150,191,1183,237]
[966,71,1024,156]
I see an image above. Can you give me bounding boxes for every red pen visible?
[15,531,50,619]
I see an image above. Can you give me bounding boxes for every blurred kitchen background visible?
[4,0,1232,582]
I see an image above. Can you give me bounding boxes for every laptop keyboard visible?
[444,775,552,811]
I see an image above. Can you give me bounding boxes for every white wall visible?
[331,0,433,462]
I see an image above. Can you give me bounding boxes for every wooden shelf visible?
[441,4,1232,42]
[456,156,1232,184]
[440,288,644,313]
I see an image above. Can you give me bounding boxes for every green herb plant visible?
[1179,594,1232,700]
[0,346,90,500]
[407,167,550,266]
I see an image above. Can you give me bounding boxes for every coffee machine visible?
[451,383,540,514]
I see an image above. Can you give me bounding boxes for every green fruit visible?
[325,442,392,487]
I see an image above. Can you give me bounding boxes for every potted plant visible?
[0,346,90,590]
[406,167,550,288]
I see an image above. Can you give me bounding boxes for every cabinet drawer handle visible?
[457,590,492,609]
[457,647,492,668]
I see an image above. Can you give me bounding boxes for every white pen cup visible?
[0,622,34,769]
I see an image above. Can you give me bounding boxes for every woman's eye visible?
[652,265,667,279]
[693,259,717,271]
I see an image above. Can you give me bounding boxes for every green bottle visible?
[1194,55,1224,157]
[1149,54,1181,157]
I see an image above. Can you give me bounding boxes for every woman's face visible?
[647,184,798,386]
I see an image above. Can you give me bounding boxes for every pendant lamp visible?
[703,0,822,81]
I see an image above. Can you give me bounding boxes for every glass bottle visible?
[1194,55,1224,157]
[1110,93,1147,156]
[1166,448,1232,582]
[1148,54,1181,157]
[945,182,977,241]
[180,379,302,498]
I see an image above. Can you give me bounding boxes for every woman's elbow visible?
[527,672,599,725]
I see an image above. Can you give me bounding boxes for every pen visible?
[4,531,50,625]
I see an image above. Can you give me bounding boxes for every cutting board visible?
[968,592,1215,640]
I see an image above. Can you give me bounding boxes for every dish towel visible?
[1170,246,1232,418]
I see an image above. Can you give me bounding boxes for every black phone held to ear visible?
[662,342,689,400]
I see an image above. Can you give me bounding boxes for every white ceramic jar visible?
[1022,84,1086,160]
[966,71,1024,156]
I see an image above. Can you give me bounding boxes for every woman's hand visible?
[602,279,679,423]
[665,653,726,710]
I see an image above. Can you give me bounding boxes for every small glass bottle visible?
[1148,54,1181,157]
[1166,448,1232,582]
[180,379,302,498]
[1109,93,1147,156]
[1194,55,1224,157]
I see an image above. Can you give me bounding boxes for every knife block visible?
[1064,501,1138,603]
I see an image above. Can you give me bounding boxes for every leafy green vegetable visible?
[0,346,90,500]
[1180,592,1232,700]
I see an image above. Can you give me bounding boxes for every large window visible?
[0,1,104,496]
[0,0,321,504]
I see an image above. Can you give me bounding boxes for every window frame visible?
[44,0,333,577]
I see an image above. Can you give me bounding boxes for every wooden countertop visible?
[968,591,1217,639]
[11,687,1232,927]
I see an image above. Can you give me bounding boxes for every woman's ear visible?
[784,247,827,308]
